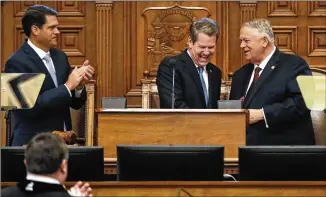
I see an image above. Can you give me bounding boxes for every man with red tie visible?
[229,19,315,145]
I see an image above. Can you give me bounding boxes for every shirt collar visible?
[26,172,61,185]
[27,39,50,60]
[186,49,207,71]
[256,45,276,70]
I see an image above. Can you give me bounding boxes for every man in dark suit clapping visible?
[230,19,315,145]
[4,5,95,146]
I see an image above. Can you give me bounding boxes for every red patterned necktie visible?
[253,66,262,83]
[244,66,262,103]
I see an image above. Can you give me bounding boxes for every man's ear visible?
[262,36,268,48]
[31,25,40,36]
[24,159,27,167]
[188,36,193,48]
[60,159,68,174]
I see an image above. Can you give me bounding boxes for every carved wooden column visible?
[85,80,95,146]
[240,1,257,65]
[96,1,113,107]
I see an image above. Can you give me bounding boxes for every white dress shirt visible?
[26,173,61,185]
[246,46,276,128]
[26,173,83,196]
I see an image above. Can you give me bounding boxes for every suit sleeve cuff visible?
[262,108,269,128]
[64,84,72,97]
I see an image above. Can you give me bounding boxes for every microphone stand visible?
[171,64,175,109]
[1,106,17,146]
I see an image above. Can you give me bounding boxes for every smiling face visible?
[188,32,216,67]
[32,15,60,51]
[239,26,268,64]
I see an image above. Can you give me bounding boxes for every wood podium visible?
[95,109,248,160]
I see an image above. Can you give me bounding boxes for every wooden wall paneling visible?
[268,1,298,17]
[273,26,298,55]
[96,1,113,107]
[256,1,326,69]
[13,1,40,17]
[55,1,85,17]
[306,1,326,68]
[308,26,326,57]
[57,25,86,57]
[308,1,326,16]
[239,2,257,66]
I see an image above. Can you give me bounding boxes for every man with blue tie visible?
[157,18,222,109]
[230,19,315,145]
[4,5,95,146]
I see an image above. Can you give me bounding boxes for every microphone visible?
[169,58,177,109]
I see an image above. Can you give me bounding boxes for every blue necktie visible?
[197,67,209,106]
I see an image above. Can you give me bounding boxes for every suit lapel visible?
[180,51,206,107]
[243,64,254,97]
[22,42,50,75]
[244,48,280,108]
[207,64,213,108]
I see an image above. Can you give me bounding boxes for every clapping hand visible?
[75,60,95,90]
[68,181,92,197]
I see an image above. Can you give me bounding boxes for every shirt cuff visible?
[262,108,269,128]
[74,87,84,98]
[64,84,72,97]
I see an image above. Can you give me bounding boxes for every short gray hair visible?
[25,132,69,175]
[242,19,274,43]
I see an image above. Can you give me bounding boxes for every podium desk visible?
[95,109,248,159]
[2,181,326,196]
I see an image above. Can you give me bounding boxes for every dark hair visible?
[22,5,57,37]
[25,132,68,175]
[189,17,220,43]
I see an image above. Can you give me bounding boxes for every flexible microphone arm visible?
[169,59,177,109]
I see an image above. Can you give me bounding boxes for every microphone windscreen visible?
[169,58,176,66]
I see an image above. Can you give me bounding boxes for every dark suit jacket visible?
[4,41,86,146]
[156,50,222,109]
[1,179,71,197]
[230,47,315,145]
